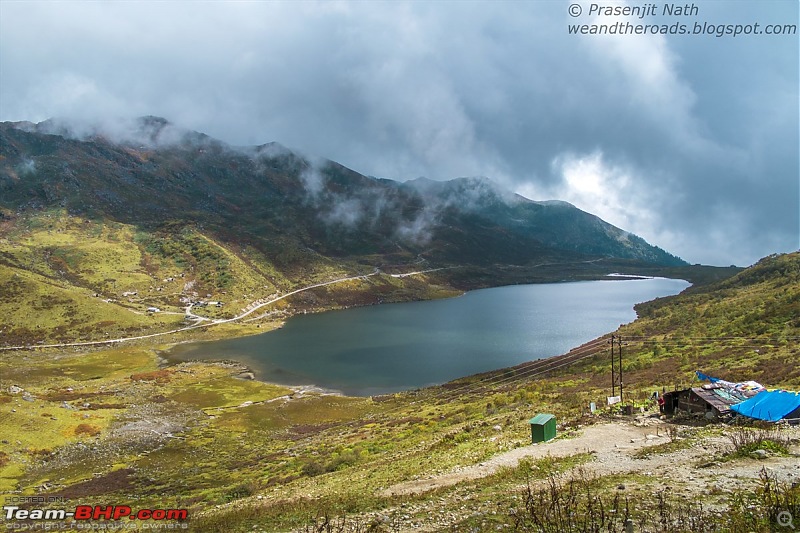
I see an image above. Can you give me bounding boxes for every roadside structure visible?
[731,390,800,423]
[662,372,765,420]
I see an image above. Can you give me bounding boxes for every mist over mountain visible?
[0,117,685,272]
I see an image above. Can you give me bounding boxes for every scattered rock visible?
[751,449,768,460]
[22,393,35,402]
[9,385,23,394]
[617,484,626,490]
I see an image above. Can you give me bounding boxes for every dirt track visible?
[374,419,800,532]
[381,421,668,497]
[382,419,800,499]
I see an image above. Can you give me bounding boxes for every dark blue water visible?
[168,278,689,395]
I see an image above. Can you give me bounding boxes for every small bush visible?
[726,426,790,458]
[222,482,257,503]
[301,461,326,477]
[510,467,800,532]
[511,469,633,532]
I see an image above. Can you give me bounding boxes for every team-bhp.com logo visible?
[3,505,188,529]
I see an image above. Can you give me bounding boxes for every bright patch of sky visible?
[1,0,797,266]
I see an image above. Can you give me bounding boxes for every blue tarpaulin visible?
[730,390,800,422]
[696,371,720,383]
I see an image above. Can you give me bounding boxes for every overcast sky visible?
[1,1,797,266]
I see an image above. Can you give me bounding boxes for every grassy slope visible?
[0,253,797,531]
[609,251,799,389]
[0,210,464,346]
[2,209,694,348]
[190,251,800,529]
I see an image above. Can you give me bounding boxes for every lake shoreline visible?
[164,277,690,397]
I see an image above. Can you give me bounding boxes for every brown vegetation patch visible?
[264,474,300,488]
[51,468,135,499]
[286,422,339,440]
[42,390,113,402]
[29,449,53,460]
[85,403,127,410]
[74,423,101,437]
[130,369,171,383]
[751,355,800,384]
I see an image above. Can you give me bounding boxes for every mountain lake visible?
[166,277,690,396]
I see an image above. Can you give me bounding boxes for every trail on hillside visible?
[380,422,664,497]
[372,420,800,532]
[0,271,379,351]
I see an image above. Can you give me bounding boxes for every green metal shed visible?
[528,413,556,443]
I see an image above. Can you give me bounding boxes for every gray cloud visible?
[1,0,797,266]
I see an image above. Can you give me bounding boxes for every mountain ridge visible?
[0,116,687,344]
[0,116,684,266]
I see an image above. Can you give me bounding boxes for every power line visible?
[272,329,798,466]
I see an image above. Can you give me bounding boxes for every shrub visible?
[510,467,800,532]
[130,370,171,383]
[726,425,790,458]
[222,482,257,503]
[511,469,633,532]
[301,461,326,477]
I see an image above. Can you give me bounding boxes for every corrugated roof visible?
[529,413,555,425]
[691,387,739,414]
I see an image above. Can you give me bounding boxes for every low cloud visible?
[322,197,364,229]
[298,165,327,200]
[1,1,796,265]
[17,158,37,176]
[31,115,206,150]
[394,209,437,246]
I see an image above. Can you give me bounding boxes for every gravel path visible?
[373,419,800,532]
[381,422,667,497]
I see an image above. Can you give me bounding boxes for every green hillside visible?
[1,117,688,347]
[0,253,796,532]
[619,251,800,388]
[2,118,795,532]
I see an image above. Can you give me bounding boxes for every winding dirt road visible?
[0,270,380,351]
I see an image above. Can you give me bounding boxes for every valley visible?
[0,118,797,532]
[0,252,796,531]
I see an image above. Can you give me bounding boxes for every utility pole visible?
[611,335,616,398]
[619,336,624,405]
[610,335,624,405]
